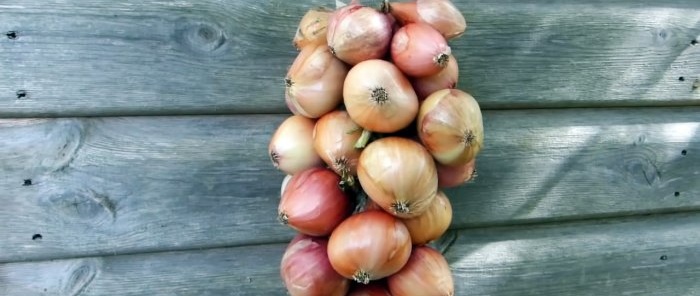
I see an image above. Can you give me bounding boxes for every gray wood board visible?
[2,212,700,296]
[0,108,698,263]
[0,0,699,117]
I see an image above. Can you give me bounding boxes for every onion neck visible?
[338,166,357,192]
[380,0,391,13]
[354,129,373,149]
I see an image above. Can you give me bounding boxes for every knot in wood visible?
[175,18,228,55]
[43,188,117,223]
[62,259,100,296]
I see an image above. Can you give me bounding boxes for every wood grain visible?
[0,0,698,117]
[0,115,291,263]
[445,106,700,227]
[0,108,698,263]
[2,212,700,296]
[0,244,286,296]
[438,211,700,296]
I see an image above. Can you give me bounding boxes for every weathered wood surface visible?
[1,108,698,263]
[2,211,699,296]
[1,0,699,117]
[440,211,700,295]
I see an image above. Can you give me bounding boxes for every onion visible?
[348,281,392,296]
[327,1,394,65]
[285,44,348,119]
[278,167,352,236]
[344,59,418,134]
[293,7,333,50]
[281,234,350,296]
[384,1,419,25]
[269,115,324,175]
[391,23,451,77]
[328,210,412,284]
[412,54,459,101]
[312,110,363,184]
[417,89,484,166]
[437,158,476,188]
[387,246,454,296]
[388,0,467,40]
[357,137,438,218]
[401,191,452,245]
[280,174,293,197]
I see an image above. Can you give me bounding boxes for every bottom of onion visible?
[278,212,289,224]
[391,201,411,215]
[353,269,371,284]
[436,53,449,68]
[462,130,477,146]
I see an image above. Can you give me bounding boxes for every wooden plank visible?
[445,106,700,228]
[0,0,699,117]
[0,244,287,296]
[438,212,700,296]
[0,115,291,263]
[2,212,700,296]
[0,108,698,263]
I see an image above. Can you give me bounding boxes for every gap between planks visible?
[1,103,700,120]
[5,207,700,265]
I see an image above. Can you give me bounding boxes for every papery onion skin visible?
[401,191,452,245]
[385,1,419,26]
[391,23,451,78]
[348,281,393,296]
[388,246,454,296]
[312,110,363,179]
[285,44,348,119]
[412,54,459,101]
[437,158,476,188]
[293,7,334,50]
[417,0,467,40]
[269,115,324,175]
[281,234,351,296]
[344,59,418,133]
[280,174,293,198]
[417,89,484,166]
[278,167,352,236]
[328,210,412,284]
[357,137,438,218]
[389,0,467,40]
[327,3,394,65]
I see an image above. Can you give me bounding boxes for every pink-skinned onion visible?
[281,234,350,296]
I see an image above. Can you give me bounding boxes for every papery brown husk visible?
[437,158,476,188]
[269,115,324,175]
[285,44,348,119]
[417,89,484,166]
[293,6,334,49]
[387,245,454,296]
[313,110,363,178]
[281,234,351,296]
[400,191,452,245]
[357,137,438,218]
